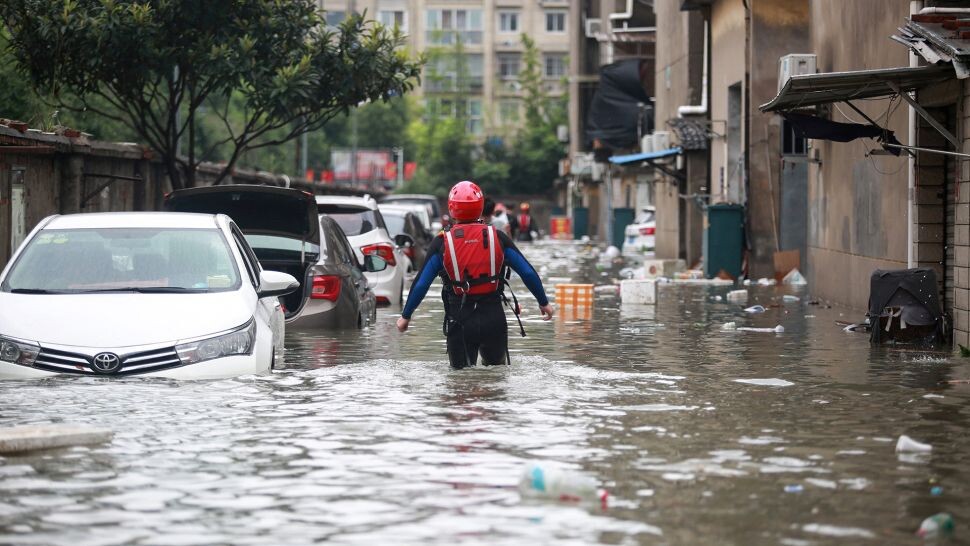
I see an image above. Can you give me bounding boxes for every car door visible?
[335,230,374,324]
[230,223,284,350]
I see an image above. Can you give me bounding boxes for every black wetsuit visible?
[401,227,549,369]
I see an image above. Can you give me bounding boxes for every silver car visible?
[165,186,383,329]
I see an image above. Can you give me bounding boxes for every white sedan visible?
[622,207,656,255]
[0,212,298,380]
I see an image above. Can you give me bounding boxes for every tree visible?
[1,0,422,189]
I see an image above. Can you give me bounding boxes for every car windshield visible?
[318,205,386,236]
[636,210,656,224]
[382,213,406,237]
[2,228,241,293]
[383,198,438,218]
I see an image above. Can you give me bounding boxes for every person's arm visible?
[499,232,554,320]
[397,236,444,331]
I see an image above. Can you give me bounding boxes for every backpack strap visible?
[444,229,462,284]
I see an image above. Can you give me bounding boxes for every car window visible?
[318,204,386,236]
[383,213,406,236]
[3,228,241,292]
[231,224,260,287]
[636,210,655,224]
[336,233,357,265]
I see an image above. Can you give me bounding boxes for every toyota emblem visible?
[91,352,122,374]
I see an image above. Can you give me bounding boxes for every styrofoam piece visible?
[641,259,687,279]
[727,289,748,302]
[620,279,657,305]
[744,305,766,313]
[721,322,737,330]
[0,425,113,454]
[736,325,785,333]
[783,268,808,286]
[895,435,932,453]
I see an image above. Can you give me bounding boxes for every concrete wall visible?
[652,2,704,262]
[805,0,910,310]
[709,0,746,207]
[747,0,810,277]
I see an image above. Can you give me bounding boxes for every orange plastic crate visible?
[554,284,594,307]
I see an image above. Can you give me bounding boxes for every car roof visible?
[44,212,221,230]
[315,194,378,209]
[380,194,436,201]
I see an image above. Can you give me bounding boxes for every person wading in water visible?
[396,181,554,368]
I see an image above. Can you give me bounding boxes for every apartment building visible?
[318,0,570,137]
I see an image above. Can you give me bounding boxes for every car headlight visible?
[175,319,256,365]
[0,335,40,367]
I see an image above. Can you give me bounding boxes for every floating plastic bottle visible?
[519,462,608,508]
[916,513,954,538]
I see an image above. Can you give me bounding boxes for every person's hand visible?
[540,304,554,321]
[396,317,410,332]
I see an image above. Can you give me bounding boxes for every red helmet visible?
[448,180,484,222]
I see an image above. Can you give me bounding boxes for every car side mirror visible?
[363,254,388,273]
[257,270,299,298]
[394,233,414,248]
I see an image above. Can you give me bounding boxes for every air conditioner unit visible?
[585,18,602,39]
[652,131,670,152]
[500,40,515,47]
[641,134,654,154]
[778,54,816,92]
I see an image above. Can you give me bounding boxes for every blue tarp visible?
[608,147,682,164]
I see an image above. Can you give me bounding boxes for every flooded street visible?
[2,241,970,545]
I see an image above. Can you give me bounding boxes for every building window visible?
[426,9,483,45]
[425,54,484,93]
[782,119,808,155]
[378,10,408,32]
[325,10,346,28]
[426,98,484,135]
[499,100,520,124]
[498,54,520,80]
[544,54,566,78]
[498,11,519,33]
[545,11,566,33]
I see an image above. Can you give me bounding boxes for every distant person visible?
[492,203,510,235]
[516,202,536,242]
[396,181,554,369]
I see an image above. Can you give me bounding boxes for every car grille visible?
[33,346,183,376]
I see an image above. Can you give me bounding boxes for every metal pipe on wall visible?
[909,0,923,268]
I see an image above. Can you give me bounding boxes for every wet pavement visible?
[2,240,970,545]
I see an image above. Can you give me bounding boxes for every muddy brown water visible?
[1,241,969,545]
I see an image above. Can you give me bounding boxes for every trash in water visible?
[756,278,777,286]
[594,284,619,293]
[931,486,943,496]
[896,435,932,453]
[721,322,737,331]
[744,305,766,313]
[736,325,785,333]
[916,513,954,538]
[619,267,636,279]
[734,378,794,387]
[727,289,748,302]
[519,462,608,508]
[783,268,808,286]
[784,484,804,493]
[743,279,752,286]
[713,295,723,301]
[782,295,800,303]
[959,344,970,357]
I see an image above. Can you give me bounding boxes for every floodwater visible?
[2,241,970,545]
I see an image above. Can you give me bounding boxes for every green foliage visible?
[0,0,422,188]
[402,110,472,197]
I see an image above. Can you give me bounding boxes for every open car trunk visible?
[165,185,320,318]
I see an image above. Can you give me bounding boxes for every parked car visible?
[622,206,656,255]
[380,201,433,232]
[316,195,411,306]
[165,185,384,329]
[378,205,433,272]
[0,212,298,380]
[378,194,443,231]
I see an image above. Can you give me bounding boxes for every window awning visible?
[609,147,681,165]
[760,64,954,113]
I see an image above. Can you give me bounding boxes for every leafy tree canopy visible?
[1,0,422,188]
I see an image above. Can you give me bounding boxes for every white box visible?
[620,279,657,305]
[640,259,686,279]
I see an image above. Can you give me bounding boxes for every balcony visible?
[425,30,483,46]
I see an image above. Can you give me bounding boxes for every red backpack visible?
[518,214,531,231]
[442,223,504,295]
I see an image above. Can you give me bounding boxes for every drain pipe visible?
[908,0,923,268]
[918,6,970,14]
[678,21,709,117]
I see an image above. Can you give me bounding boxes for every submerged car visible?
[622,206,656,255]
[316,195,411,307]
[378,194,443,232]
[378,205,433,271]
[0,212,298,380]
[165,185,384,329]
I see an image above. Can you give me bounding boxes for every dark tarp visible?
[868,268,946,344]
[781,112,903,156]
[586,59,652,150]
